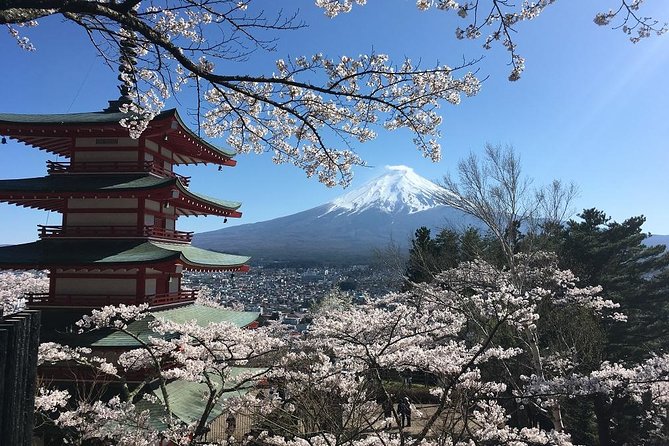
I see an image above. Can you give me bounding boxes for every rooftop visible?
[58,305,261,348]
[0,239,250,271]
[0,108,236,165]
[0,173,242,216]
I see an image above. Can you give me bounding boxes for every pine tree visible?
[560,208,669,362]
[558,208,669,445]
[406,227,438,284]
[433,228,460,271]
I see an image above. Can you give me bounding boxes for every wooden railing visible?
[46,160,191,186]
[37,225,193,242]
[25,293,135,307]
[147,226,193,242]
[26,289,198,308]
[149,290,197,306]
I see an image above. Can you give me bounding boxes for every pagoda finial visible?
[104,32,138,113]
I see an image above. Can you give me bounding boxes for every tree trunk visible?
[550,405,565,432]
[526,330,565,431]
[593,394,612,446]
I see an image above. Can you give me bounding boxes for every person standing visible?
[382,397,393,429]
[226,413,237,440]
[397,396,411,428]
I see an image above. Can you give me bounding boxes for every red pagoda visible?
[0,104,250,331]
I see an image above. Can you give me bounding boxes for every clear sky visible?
[1,0,668,244]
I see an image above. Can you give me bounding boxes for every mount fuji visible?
[193,166,480,264]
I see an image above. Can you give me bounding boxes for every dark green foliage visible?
[559,208,669,363]
[338,279,357,291]
[405,226,492,284]
[406,227,438,284]
[556,209,669,445]
[406,208,669,444]
[434,228,460,270]
[460,227,486,262]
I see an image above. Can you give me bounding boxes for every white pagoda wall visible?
[68,198,138,209]
[72,150,138,162]
[145,278,157,295]
[67,213,137,226]
[54,278,136,295]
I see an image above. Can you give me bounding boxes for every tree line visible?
[403,145,669,444]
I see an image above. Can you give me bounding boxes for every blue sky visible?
[1,0,668,244]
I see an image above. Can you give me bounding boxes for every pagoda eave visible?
[0,109,237,166]
[0,239,250,271]
[0,196,244,216]
[172,204,242,218]
[180,263,250,273]
[0,174,243,216]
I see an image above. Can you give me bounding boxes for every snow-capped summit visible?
[328,165,445,215]
[194,165,479,264]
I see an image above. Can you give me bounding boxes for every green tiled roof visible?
[0,239,250,268]
[0,110,140,125]
[155,369,259,424]
[0,108,236,158]
[0,173,171,192]
[136,367,262,430]
[154,305,261,327]
[0,174,242,210]
[189,190,242,211]
[60,305,261,348]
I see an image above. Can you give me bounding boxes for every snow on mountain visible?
[327,165,445,215]
[194,166,479,264]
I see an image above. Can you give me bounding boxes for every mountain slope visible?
[193,166,480,264]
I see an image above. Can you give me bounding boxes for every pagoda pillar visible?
[136,267,146,305]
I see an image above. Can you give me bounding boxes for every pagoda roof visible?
[0,173,242,217]
[148,367,261,427]
[135,367,261,431]
[57,305,261,348]
[0,108,237,165]
[0,239,250,271]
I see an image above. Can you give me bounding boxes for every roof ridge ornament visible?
[104,31,138,113]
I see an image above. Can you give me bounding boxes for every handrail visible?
[37,225,193,242]
[26,289,198,308]
[46,160,191,186]
[150,290,198,306]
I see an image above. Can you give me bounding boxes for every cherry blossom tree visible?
[36,304,286,445]
[35,253,669,445]
[237,253,632,445]
[1,1,666,186]
[0,270,48,315]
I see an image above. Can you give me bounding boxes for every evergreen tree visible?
[407,226,503,283]
[406,227,438,284]
[460,227,485,262]
[433,228,460,271]
[558,208,669,445]
[560,208,669,362]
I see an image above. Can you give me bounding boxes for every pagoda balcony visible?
[46,160,191,186]
[148,290,198,307]
[25,289,198,308]
[38,225,194,242]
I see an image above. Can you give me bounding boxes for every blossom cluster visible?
[5,1,666,186]
[0,269,48,315]
[36,304,286,444]
[594,0,668,43]
[32,255,665,445]
[523,354,669,403]
[201,53,479,186]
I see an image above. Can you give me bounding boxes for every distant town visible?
[183,264,404,330]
